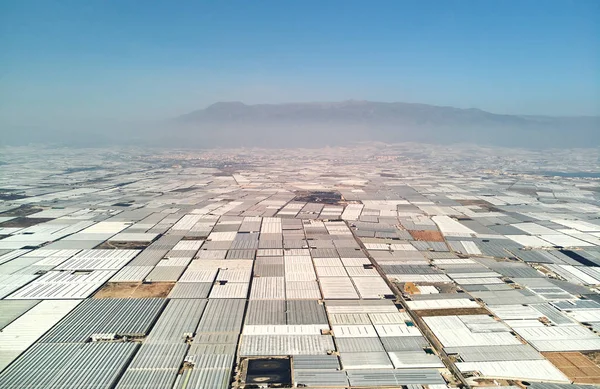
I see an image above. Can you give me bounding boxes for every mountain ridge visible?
[2,101,597,149]
[180,100,598,120]
[171,100,598,148]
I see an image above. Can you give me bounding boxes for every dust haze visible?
[2,100,599,149]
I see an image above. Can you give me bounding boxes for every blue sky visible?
[1,0,598,127]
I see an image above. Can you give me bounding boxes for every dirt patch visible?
[535,265,554,276]
[413,307,491,317]
[0,205,43,217]
[404,282,420,294]
[471,378,515,387]
[395,282,458,294]
[95,241,152,250]
[0,217,54,228]
[586,351,600,365]
[434,283,460,294]
[456,199,503,213]
[543,352,600,384]
[409,230,445,242]
[94,282,174,298]
[294,191,343,205]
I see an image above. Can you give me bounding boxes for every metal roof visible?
[328,313,372,325]
[380,336,430,352]
[229,239,259,250]
[285,280,322,300]
[0,299,39,330]
[239,334,335,356]
[320,277,360,299]
[293,354,341,370]
[0,342,140,389]
[175,368,231,389]
[368,312,410,324]
[6,270,115,299]
[145,266,185,282]
[388,351,444,369]
[527,383,599,389]
[186,346,235,365]
[294,370,349,387]
[208,282,249,299]
[249,277,285,300]
[445,344,544,362]
[423,315,521,348]
[128,249,168,266]
[115,369,179,389]
[351,276,393,299]
[128,343,189,369]
[0,299,81,371]
[456,360,569,383]
[553,299,600,310]
[195,299,245,333]
[514,325,600,351]
[146,299,206,344]
[110,266,154,282]
[245,300,286,325]
[39,298,166,343]
[253,263,285,277]
[325,299,398,314]
[225,249,255,260]
[346,368,445,386]
[193,332,239,345]
[178,268,218,283]
[187,343,236,356]
[56,249,140,270]
[168,282,213,299]
[530,303,575,325]
[411,241,449,252]
[336,337,385,352]
[286,300,328,325]
[469,290,545,305]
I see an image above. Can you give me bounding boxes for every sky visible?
[1,0,599,129]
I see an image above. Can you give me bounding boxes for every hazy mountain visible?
[171,101,599,148]
[2,101,598,148]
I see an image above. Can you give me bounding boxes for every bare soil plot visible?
[408,230,445,242]
[0,205,42,217]
[543,352,600,384]
[587,351,600,365]
[0,217,54,228]
[94,282,174,298]
[293,190,343,205]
